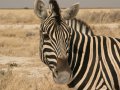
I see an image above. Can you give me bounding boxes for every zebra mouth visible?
[53,71,72,84]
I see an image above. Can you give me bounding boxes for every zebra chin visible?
[53,71,72,84]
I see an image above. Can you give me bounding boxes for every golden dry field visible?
[0,9,120,90]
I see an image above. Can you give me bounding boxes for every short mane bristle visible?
[49,0,61,25]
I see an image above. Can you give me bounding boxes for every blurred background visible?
[0,0,120,8]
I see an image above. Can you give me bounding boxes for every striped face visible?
[40,15,72,84]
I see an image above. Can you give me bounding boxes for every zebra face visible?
[40,17,73,84]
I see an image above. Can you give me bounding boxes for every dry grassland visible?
[0,9,39,24]
[0,9,120,90]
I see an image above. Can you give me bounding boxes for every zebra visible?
[34,0,94,36]
[34,0,120,90]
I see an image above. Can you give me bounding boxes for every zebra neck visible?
[68,30,85,68]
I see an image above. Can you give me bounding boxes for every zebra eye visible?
[44,34,49,40]
[55,70,58,75]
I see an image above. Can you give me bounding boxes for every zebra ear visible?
[62,3,80,19]
[34,0,48,20]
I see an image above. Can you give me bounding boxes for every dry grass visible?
[76,9,120,24]
[0,27,39,57]
[0,9,39,24]
[0,9,120,90]
[0,74,48,90]
[0,57,72,90]
[0,9,120,24]
[91,24,120,38]
[0,70,72,90]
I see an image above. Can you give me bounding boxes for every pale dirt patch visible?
[0,24,39,30]
[0,56,48,78]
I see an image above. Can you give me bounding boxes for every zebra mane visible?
[49,0,61,25]
[73,18,94,35]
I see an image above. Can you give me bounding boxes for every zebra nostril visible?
[55,70,58,75]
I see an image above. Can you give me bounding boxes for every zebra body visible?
[34,0,120,90]
[68,29,120,90]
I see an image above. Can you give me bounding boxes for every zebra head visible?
[34,0,74,84]
[34,0,79,20]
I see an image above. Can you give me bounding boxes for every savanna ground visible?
[0,9,120,90]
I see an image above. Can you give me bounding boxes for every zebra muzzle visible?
[53,57,72,84]
[53,70,72,84]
